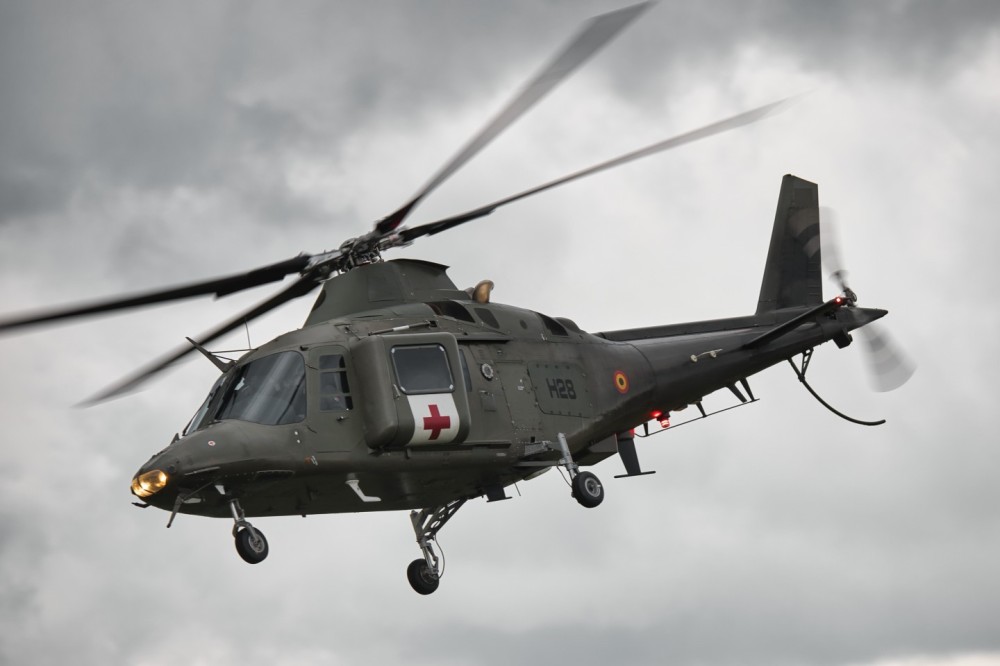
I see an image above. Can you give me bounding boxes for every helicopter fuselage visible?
[133,255,884,521]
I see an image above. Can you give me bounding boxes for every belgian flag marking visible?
[613,371,629,394]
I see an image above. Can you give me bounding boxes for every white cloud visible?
[848,653,1000,666]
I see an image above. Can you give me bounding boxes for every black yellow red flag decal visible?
[613,370,629,394]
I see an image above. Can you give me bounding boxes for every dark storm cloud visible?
[0,2,317,224]
[0,1,535,226]
[4,1,995,227]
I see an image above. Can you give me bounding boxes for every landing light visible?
[131,469,169,498]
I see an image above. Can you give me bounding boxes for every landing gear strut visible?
[407,498,466,595]
[516,433,606,508]
[229,498,268,564]
[557,433,605,508]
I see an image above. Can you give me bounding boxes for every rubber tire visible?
[571,471,604,508]
[406,558,440,595]
[235,527,269,564]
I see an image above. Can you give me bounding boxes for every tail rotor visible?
[819,206,857,304]
[862,324,916,393]
[819,207,915,391]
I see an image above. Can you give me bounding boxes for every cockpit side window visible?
[215,351,306,426]
[319,354,353,411]
[183,372,229,436]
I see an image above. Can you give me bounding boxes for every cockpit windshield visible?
[215,351,307,426]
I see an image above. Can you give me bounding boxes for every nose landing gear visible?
[235,526,269,563]
[229,498,269,564]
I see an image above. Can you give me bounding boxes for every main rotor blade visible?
[400,97,794,242]
[374,1,651,235]
[81,274,319,405]
[0,255,311,334]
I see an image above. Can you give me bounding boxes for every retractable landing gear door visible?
[351,332,471,449]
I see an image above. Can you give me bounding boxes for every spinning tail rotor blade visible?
[820,207,915,391]
[819,206,850,293]
[0,255,312,334]
[375,1,652,234]
[859,324,916,392]
[400,96,793,242]
[81,274,320,404]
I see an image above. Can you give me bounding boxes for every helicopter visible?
[0,2,913,596]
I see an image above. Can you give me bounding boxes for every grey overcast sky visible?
[1,2,999,665]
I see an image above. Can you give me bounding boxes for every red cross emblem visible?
[422,404,452,440]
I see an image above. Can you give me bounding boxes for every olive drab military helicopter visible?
[0,2,913,595]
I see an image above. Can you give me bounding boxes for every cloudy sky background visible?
[1,1,999,665]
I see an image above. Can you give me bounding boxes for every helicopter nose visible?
[130,449,183,501]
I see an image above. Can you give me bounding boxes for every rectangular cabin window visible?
[391,344,454,395]
[319,354,353,411]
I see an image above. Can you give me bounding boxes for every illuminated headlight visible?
[131,470,169,498]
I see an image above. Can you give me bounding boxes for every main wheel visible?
[235,527,269,564]
[571,471,604,508]
[406,558,440,595]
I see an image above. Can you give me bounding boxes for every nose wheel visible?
[228,498,269,564]
[235,526,269,563]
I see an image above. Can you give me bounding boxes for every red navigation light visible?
[650,409,670,428]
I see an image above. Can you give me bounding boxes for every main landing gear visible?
[571,470,604,508]
[556,433,605,508]
[516,433,606,509]
[406,498,467,595]
[402,434,607,595]
[229,498,269,564]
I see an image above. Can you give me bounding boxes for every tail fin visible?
[756,174,824,314]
